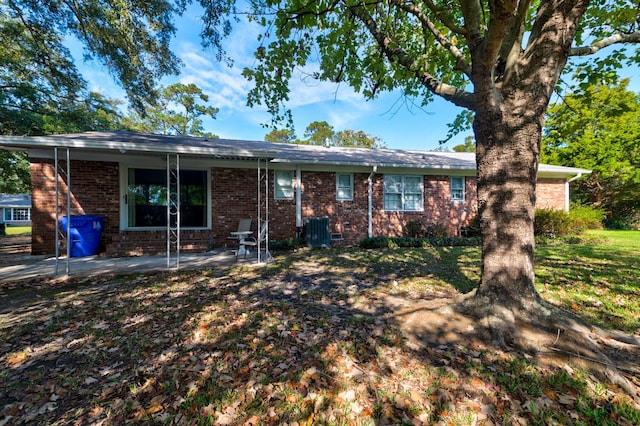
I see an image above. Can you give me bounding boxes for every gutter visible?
[567,172,584,183]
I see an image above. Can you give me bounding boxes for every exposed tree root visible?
[389,292,640,407]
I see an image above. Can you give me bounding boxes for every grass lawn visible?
[536,230,640,333]
[0,231,638,424]
[2,225,31,236]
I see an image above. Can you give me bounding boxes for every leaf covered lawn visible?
[1,248,639,425]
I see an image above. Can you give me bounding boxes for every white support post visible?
[55,147,71,276]
[166,154,180,269]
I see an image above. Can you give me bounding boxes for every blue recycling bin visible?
[59,215,104,257]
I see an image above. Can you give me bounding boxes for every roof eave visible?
[270,158,477,170]
[0,135,276,159]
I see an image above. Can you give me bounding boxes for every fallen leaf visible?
[558,394,577,405]
[6,352,27,365]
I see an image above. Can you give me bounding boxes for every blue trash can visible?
[59,215,104,257]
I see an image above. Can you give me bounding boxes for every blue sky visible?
[68,7,639,152]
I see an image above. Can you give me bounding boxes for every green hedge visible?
[534,205,605,237]
[268,238,305,251]
[359,236,481,249]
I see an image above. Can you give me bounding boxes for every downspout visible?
[367,166,377,237]
[296,166,302,236]
[565,173,583,212]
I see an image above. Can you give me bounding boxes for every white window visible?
[4,208,30,221]
[336,173,353,200]
[275,170,294,200]
[383,175,423,211]
[125,167,209,228]
[451,177,465,201]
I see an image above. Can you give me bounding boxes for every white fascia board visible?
[537,167,592,180]
[0,135,275,159]
[270,159,477,172]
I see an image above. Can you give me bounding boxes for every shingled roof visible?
[0,131,589,176]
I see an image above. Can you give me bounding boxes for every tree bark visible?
[473,94,544,312]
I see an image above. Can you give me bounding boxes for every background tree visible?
[2,0,187,112]
[1,9,128,193]
[334,129,385,148]
[542,79,640,228]
[265,120,385,147]
[0,151,30,193]
[265,128,297,143]
[452,137,476,153]
[124,83,219,137]
[0,13,125,136]
[303,121,335,145]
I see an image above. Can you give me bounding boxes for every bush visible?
[359,236,480,249]
[534,208,571,237]
[269,238,305,251]
[403,220,448,238]
[604,211,640,230]
[460,214,481,237]
[568,202,604,232]
[424,223,448,238]
[404,220,424,238]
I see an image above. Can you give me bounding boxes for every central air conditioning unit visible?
[303,217,330,248]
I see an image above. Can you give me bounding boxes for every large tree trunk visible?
[473,94,544,313]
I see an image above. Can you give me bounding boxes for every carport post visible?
[54,147,71,276]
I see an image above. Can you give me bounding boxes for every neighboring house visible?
[0,131,589,257]
[0,193,32,225]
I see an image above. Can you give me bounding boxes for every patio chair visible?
[226,218,252,251]
[241,220,271,261]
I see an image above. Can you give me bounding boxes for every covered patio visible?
[0,247,265,284]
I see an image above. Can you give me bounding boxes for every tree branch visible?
[570,31,640,56]
[498,0,533,83]
[389,0,471,77]
[421,0,468,36]
[347,5,475,110]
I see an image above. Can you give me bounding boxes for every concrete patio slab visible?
[0,250,260,284]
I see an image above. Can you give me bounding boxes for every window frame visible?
[336,173,354,201]
[121,165,211,230]
[4,207,30,222]
[274,170,295,200]
[383,175,424,211]
[450,176,465,201]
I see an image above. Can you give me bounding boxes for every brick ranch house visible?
[0,131,589,257]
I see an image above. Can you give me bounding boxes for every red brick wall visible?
[536,178,566,210]
[30,158,567,255]
[301,172,369,245]
[370,175,478,238]
[211,168,296,245]
[301,173,478,242]
[30,159,120,255]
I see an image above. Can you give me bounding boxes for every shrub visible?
[534,208,571,237]
[359,236,480,249]
[424,222,448,238]
[460,214,481,237]
[568,202,604,232]
[404,220,424,238]
[269,238,305,251]
[403,220,448,238]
